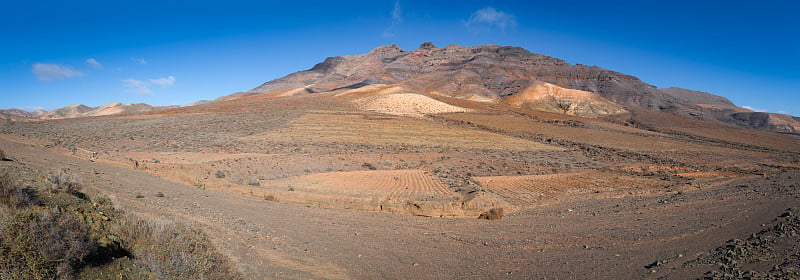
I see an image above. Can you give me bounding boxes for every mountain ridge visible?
[4,43,797,134]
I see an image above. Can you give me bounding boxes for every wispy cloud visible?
[131,57,147,64]
[383,0,403,38]
[466,7,517,31]
[123,79,151,94]
[149,76,175,87]
[86,58,103,69]
[123,76,176,95]
[31,63,84,81]
[742,105,766,112]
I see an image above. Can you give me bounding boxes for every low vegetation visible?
[0,162,240,279]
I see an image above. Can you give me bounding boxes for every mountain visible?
[81,102,154,117]
[1,102,156,120]
[660,87,800,135]
[41,104,92,119]
[0,108,46,120]
[242,43,708,119]
[238,43,797,134]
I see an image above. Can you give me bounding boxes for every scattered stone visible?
[478,207,504,220]
[645,260,666,269]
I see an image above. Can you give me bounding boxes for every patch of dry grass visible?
[244,112,560,151]
[0,163,240,279]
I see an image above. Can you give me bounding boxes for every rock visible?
[478,207,504,220]
[419,42,437,49]
[645,260,666,269]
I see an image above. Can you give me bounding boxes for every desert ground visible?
[2,88,799,279]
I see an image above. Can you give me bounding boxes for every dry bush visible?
[47,168,83,196]
[92,193,113,206]
[0,209,95,279]
[478,207,505,220]
[0,170,40,208]
[112,215,239,279]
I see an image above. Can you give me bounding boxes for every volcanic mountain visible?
[236,43,798,134]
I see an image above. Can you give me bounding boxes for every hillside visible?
[660,87,735,107]
[243,43,702,119]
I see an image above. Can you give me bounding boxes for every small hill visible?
[83,103,154,117]
[658,87,799,135]
[504,82,627,118]
[2,103,157,120]
[42,104,92,119]
[729,112,800,135]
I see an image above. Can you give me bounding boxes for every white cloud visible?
[466,7,517,31]
[123,79,152,94]
[742,105,766,112]
[31,63,84,81]
[131,57,147,64]
[123,76,176,95]
[383,0,402,38]
[149,76,175,88]
[86,58,103,68]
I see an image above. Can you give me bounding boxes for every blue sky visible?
[1,1,798,115]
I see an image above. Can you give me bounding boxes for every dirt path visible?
[2,137,798,279]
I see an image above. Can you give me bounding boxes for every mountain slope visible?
[242,43,705,119]
[659,87,800,135]
[239,43,799,134]
[660,87,735,107]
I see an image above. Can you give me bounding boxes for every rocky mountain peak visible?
[368,43,406,58]
[419,42,437,50]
